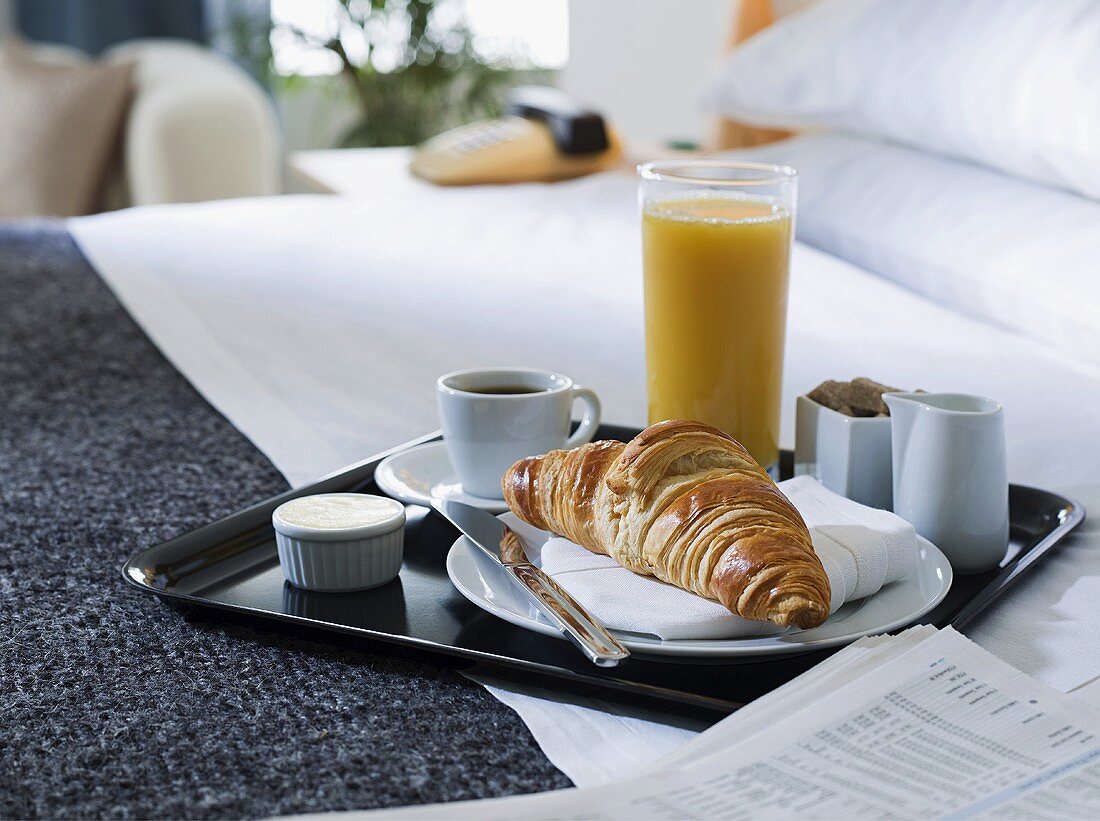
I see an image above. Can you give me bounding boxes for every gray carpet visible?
[0,223,571,819]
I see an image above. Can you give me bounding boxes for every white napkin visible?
[507,476,918,641]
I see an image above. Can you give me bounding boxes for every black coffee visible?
[466,385,547,395]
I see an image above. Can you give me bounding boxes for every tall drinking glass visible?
[638,161,797,470]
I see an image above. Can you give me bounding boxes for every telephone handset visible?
[409,86,623,186]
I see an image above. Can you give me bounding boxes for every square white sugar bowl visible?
[794,395,893,510]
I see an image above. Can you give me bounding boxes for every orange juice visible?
[642,193,793,466]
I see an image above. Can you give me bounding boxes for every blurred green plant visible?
[222,1,275,86]
[274,0,548,148]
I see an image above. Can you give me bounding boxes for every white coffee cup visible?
[436,367,602,499]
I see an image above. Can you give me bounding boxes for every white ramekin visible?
[272,493,406,592]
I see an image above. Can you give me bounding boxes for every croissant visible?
[501,419,830,629]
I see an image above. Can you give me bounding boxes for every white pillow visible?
[704,0,1100,200]
[729,134,1100,369]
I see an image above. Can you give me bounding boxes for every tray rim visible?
[121,551,748,714]
[948,483,1084,629]
[119,426,1086,714]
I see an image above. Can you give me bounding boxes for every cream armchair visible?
[20,38,282,209]
[104,39,282,207]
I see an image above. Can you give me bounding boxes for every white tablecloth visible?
[69,159,1100,787]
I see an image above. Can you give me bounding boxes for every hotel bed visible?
[5,0,1100,816]
[4,139,1097,816]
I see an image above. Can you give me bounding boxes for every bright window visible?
[270,0,568,76]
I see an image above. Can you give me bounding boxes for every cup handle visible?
[565,386,601,448]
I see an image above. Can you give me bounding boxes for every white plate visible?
[446,515,953,658]
[374,441,509,513]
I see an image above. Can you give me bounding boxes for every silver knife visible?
[433,499,630,667]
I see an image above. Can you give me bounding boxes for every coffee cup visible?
[436,367,602,499]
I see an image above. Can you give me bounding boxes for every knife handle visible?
[506,563,630,667]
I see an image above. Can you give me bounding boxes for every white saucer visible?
[446,514,953,658]
[374,441,509,513]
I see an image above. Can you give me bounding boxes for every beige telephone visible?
[410,86,623,186]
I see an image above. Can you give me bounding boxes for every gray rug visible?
[0,223,571,819]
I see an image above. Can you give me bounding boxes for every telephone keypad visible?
[450,120,527,154]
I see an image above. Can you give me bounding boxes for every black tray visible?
[122,424,1084,716]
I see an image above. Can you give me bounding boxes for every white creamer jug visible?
[883,392,1009,574]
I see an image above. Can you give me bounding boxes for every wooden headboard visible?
[710,0,795,151]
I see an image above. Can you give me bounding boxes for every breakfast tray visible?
[122,424,1084,716]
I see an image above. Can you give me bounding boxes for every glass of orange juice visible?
[638,161,797,470]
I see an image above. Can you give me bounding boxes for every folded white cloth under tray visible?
[506,476,918,641]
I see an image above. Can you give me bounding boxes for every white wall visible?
[560,0,734,146]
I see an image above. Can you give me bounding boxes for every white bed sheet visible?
[72,175,646,486]
[69,157,1100,774]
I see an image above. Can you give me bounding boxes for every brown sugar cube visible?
[807,377,907,417]
[848,404,879,417]
[849,377,900,416]
[806,380,850,413]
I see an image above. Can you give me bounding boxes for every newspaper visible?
[371,627,1100,820]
